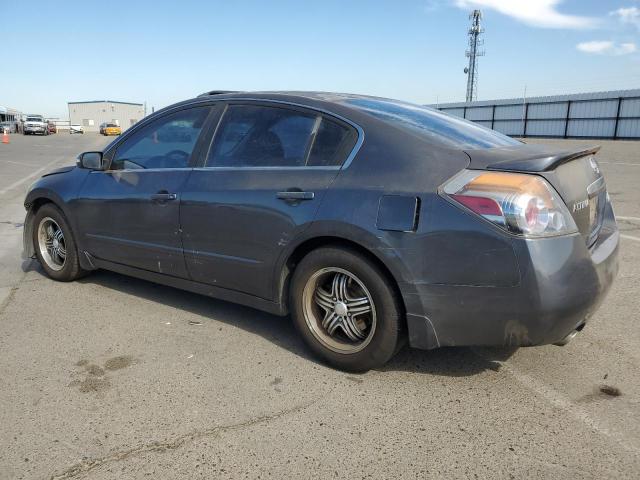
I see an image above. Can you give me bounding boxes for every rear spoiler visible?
[482,146,601,173]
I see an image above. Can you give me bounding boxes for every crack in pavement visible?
[0,271,28,316]
[49,399,317,479]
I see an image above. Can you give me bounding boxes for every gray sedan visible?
[22,91,619,371]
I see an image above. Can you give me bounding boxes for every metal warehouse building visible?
[68,100,144,133]
[433,89,640,140]
[0,105,21,123]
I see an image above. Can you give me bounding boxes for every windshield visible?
[106,124,118,127]
[26,117,42,122]
[346,98,520,149]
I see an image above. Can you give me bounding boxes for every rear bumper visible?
[406,203,619,350]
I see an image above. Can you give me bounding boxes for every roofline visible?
[197,90,242,98]
[67,100,144,106]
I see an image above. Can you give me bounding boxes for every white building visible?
[0,105,21,123]
[67,100,144,133]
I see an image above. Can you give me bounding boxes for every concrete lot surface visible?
[0,133,639,479]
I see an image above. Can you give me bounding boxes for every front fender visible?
[22,209,35,259]
[22,167,91,257]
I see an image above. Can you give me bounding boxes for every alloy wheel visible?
[302,267,376,354]
[37,217,66,271]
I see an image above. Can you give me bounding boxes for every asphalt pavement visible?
[0,133,639,479]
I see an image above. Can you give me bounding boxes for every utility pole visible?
[464,9,485,103]
[522,84,527,134]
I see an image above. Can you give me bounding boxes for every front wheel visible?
[290,246,403,372]
[33,204,87,281]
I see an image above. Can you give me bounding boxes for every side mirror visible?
[77,151,104,170]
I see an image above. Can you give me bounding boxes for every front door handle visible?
[151,191,178,203]
[276,191,314,201]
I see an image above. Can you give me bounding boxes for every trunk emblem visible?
[573,199,589,213]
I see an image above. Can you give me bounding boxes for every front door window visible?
[111,107,209,170]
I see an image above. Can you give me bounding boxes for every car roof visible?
[155,91,519,151]
[191,90,396,109]
[168,90,412,130]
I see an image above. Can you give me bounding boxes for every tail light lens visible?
[442,170,577,237]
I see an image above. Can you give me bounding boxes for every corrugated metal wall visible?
[433,90,640,140]
[68,101,145,133]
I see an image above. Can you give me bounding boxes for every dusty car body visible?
[22,91,619,371]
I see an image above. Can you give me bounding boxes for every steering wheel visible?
[166,150,190,162]
[164,149,190,168]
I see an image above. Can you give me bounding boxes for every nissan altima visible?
[22,91,619,371]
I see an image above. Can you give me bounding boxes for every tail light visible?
[442,170,577,237]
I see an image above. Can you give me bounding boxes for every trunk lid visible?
[465,143,606,246]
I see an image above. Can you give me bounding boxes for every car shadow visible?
[381,345,517,377]
[24,261,517,377]
[76,269,314,360]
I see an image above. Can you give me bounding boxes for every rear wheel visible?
[33,204,87,281]
[290,246,403,372]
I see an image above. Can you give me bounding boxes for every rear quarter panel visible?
[302,119,521,316]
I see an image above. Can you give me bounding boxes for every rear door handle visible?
[151,192,178,202]
[276,191,314,201]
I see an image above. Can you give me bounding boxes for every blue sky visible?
[3,0,639,118]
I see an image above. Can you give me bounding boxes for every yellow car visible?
[103,123,122,136]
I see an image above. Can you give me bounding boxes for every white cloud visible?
[577,40,637,55]
[454,0,597,29]
[611,6,640,30]
[576,41,614,54]
[618,42,638,54]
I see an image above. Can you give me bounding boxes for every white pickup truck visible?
[23,115,49,135]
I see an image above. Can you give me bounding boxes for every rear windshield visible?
[106,123,118,127]
[346,98,520,149]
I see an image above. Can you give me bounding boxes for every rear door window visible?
[207,104,357,168]
[307,118,357,166]
[207,105,316,167]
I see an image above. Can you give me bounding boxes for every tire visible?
[32,204,87,282]
[290,246,403,372]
